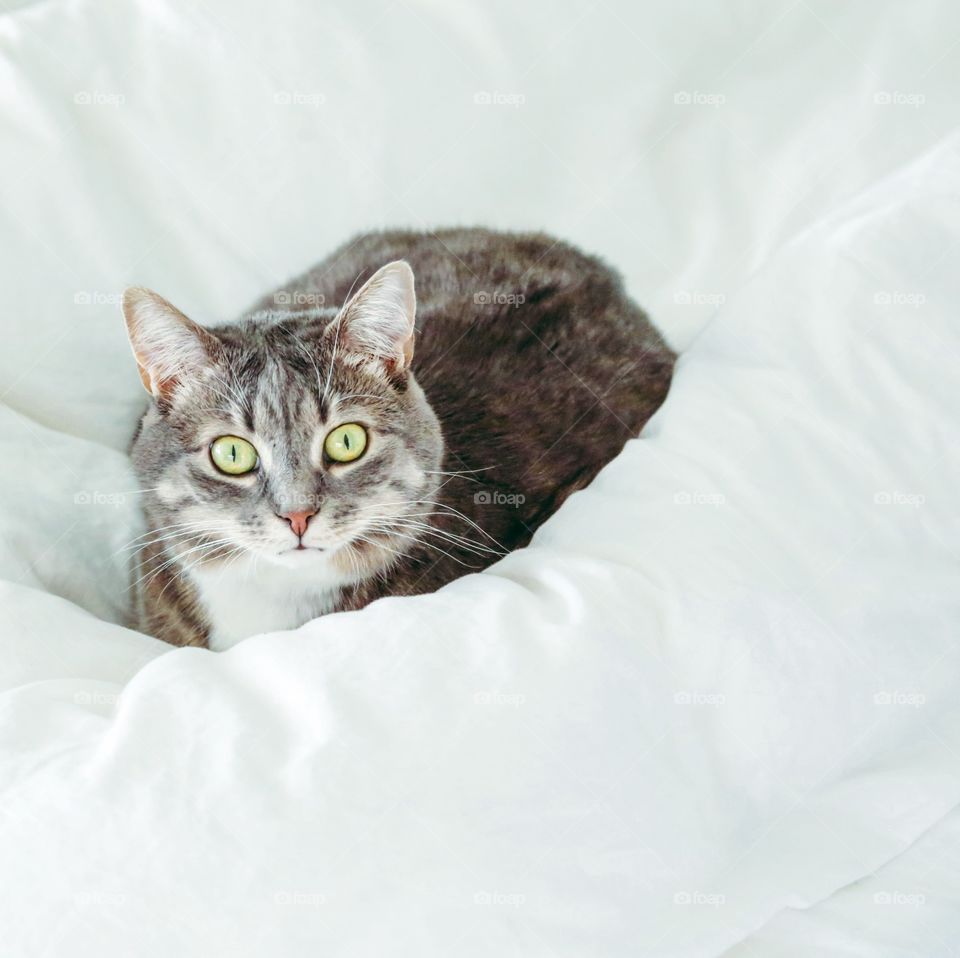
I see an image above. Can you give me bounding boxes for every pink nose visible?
[280,510,316,537]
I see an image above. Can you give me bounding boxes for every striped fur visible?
[124,229,675,648]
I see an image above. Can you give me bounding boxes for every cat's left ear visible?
[328,261,416,373]
[121,287,220,400]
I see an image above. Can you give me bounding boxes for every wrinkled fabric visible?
[1,1,959,954]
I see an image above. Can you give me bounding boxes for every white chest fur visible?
[188,551,349,651]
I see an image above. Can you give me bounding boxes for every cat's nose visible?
[278,509,316,538]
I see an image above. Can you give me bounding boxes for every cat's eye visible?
[210,436,259,475]
[324,423,368,463]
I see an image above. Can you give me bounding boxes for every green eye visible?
[324,423,368,463]
[210,436,259,475]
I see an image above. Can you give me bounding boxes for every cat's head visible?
[122,261,443,583]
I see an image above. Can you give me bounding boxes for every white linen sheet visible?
[1,1,958,954]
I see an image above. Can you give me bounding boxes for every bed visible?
[1,0,959,954]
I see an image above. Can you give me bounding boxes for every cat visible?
[122,229,675,650]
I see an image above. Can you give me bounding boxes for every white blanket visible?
[1,1,959,954]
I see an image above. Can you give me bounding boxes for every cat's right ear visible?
[327,261,416,375]
[121,288,219,400]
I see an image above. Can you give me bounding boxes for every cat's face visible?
[123,262,443,584]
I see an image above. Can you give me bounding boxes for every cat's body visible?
[125,229,674,650]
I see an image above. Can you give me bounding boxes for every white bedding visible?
[1,1,959,954]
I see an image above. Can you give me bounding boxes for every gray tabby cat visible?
[122,229,674,650]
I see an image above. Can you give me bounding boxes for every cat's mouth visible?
[267,544,334,569]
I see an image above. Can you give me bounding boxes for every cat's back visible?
[260,227,671,365]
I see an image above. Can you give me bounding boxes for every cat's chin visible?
[265,546,332,569]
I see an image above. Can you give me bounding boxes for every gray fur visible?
[125,228,675,647]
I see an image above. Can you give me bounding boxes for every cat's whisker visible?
[353,502,506,554]
[410,500,506,548]
[350,533,414,565]
[341,542,360,581]
[389,530,482,569]
[422,466,498,484]
[357,498,506,550]
[131,536,236,593]
[89,485,166,497]
[210,367,251,420]
[361,519,502,560]
[372,518,504,556]
[115,524,215,556]
[138,545,229,598]
[204,544,250,590]
[113,523,213,557]
[201,377,247,418]
[159,543,247,605]
[118,520,212,543]
[423,466,496,474]
[321,305,348,408]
